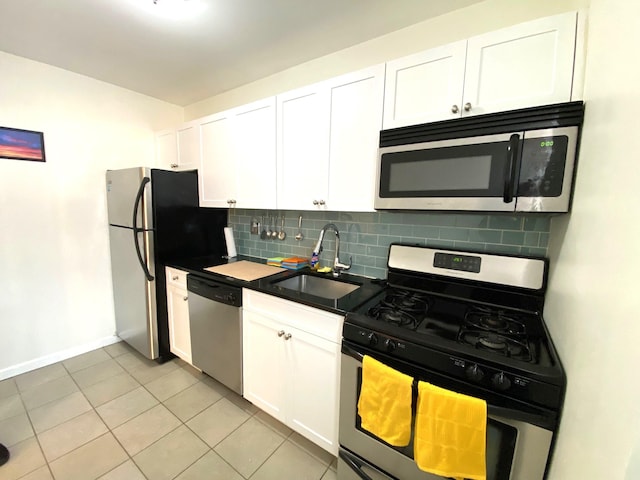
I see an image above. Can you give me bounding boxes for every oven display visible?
[434,252,481,273]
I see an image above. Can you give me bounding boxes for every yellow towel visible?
[414,382,487,480]
[357,355,413,447]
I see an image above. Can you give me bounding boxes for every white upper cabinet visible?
[155,125,199,171]
[383,11,579,128]
[383,42,467,129]
[277,65,385,212]
[155,129,177,169]
[233,98,277,209]
[277,84,330,210]
[199,110,237,208]
[326,65,385,212]
[462,11,578,117]
[175,122,200,171]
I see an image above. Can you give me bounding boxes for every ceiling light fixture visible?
[143,0,206,20]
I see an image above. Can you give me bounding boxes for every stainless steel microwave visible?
[375,102,584,213]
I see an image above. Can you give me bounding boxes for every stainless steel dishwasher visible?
[187,274,243,395]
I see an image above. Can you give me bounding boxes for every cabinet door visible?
[463,12,577,116]
[242,310,286,422]
[155,130,178,170]
[286,325,340,455]
[383,41,467,129]
[326,65,385,212]
[233,98,277,209]
[199,110,237,208]
[176,122,200,171]
[167,285,192,364]
[277,84,330,210]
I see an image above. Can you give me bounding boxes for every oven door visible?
[339,343,555,480]
[375,133,520,212]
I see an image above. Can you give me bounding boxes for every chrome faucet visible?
[313,223,352,277]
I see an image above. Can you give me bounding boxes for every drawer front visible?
[166,267,188,289]
[243,289,343,343]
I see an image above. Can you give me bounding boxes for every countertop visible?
[166,254,385,315]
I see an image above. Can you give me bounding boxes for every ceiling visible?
[0,0,484,106]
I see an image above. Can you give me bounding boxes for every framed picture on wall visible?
[0,126,46,162]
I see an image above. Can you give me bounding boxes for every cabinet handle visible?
[183,296,188,301]
[312,200,319,205]
[284,333,292,340]
[277,330,285,337]
[172,275,179,280]
[318,200,325,206]
[464,102,472,112]
[451,105,459,114]
[170,163,178,168]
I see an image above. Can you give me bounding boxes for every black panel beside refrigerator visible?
[106,167,228,362]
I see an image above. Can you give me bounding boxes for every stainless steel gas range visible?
[338,244,565,480]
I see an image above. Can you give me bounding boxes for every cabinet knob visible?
[451,105,459,114]
[277,330,285,337]
[284,333,292,340]
[172,275,179,280]
[227,199,237,206]
[464,102,472,112]
[183,296,188,301]
[170,163,178,168]
[312,200,319,205]
[318,200,325,206]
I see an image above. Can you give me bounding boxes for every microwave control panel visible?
[518,135,569,197]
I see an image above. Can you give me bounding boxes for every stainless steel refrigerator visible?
[106,167,227,361]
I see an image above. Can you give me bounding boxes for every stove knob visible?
[491,372,512,391]
[384,339,397,352]
[465,364,485,382]
[367,333,378,346]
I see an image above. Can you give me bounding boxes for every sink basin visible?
[272,274,360,300]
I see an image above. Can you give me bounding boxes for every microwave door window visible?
[389,155,492,192]
[379,141,510,198]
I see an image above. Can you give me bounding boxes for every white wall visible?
[0,52,182,379]
[185,0,588,120]
[544,0,640,478]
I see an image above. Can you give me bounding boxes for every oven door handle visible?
[488,404,555,428]
[339,450,376,480]
[342,343,365,362]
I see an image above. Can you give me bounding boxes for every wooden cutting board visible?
[204,260,284,282]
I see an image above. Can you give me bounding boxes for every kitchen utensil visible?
[295,215,304,241]
[266,215,273,238]
[260,216,267,240]
[271,217,278,238]
[278,216,286,240]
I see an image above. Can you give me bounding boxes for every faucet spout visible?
[313,223,352,276]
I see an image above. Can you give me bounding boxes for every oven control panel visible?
[343,322,562,410]
[433,252,481,273]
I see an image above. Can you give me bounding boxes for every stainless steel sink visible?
[272,274,360,299]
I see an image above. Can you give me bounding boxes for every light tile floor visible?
[0,342,338,480]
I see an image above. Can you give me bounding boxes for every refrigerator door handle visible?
[133,177,154,281]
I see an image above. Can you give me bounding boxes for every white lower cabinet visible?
[165,267,192,364]
[242,289,342,455]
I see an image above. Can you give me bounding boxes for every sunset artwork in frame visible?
[0,126,46,162]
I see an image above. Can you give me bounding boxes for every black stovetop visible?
[343,284,565,410]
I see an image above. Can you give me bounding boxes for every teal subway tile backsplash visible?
[228,209,553,278]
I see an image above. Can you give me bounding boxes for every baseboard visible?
[0,335,121,381]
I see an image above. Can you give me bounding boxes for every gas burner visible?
[458,329,532,362]
[367,305,419,329]
[383,290,430,314]
[464,306,527,336]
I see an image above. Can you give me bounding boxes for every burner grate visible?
[366,289,430,329]
[458,329,533,362]
[464,306,527,336]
